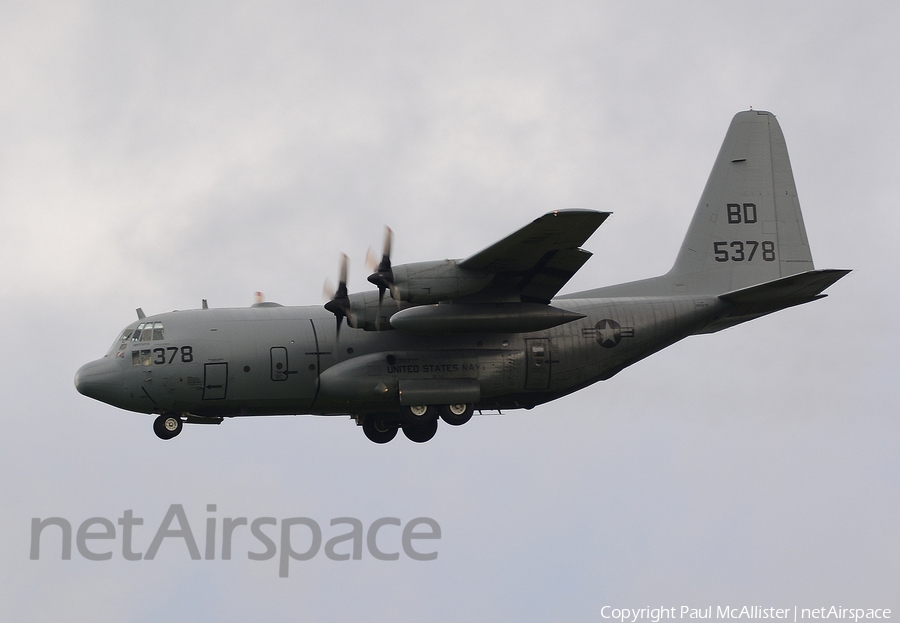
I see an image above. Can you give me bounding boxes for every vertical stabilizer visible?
[669,110,814,293]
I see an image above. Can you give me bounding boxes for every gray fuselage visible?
[76,294,725,419]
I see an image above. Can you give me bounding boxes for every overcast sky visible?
[2,2,898,621]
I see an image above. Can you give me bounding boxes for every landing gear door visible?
[203,363,228,400]
[525,338,551,390]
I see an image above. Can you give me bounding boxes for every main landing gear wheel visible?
[402,417,438,443]
[153,414,183,440]
[439,403,474,426]
[362,415,398,444]
[401,405,438,443]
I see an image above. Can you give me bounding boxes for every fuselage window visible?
[131,349,153,366]
[152,322,164,341]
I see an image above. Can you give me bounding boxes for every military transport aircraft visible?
[75,110,848,443]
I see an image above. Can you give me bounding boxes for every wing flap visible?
[458,209,608,301]
[518,247,594,303]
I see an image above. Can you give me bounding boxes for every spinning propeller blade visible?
[366,226,400,328]
[323,253,352,340]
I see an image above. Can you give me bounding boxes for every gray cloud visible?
[2,1,898,620]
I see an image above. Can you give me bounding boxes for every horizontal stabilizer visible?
[699,269,850,333]
[720,269,850,306]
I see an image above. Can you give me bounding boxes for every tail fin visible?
[669,110,814,294]
[566,110,848,304]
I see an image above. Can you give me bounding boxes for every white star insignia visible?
[598,320,619,346]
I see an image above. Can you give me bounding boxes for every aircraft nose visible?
[75,358,124,405]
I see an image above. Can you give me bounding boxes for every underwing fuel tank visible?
[389,302,585,334]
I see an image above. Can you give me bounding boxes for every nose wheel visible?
[153,414,183,440]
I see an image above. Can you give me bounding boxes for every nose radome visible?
[75,358,124,405]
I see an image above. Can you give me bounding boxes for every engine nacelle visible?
[344,261,496,331]
[390,260,493,304]
[346,290,405,331]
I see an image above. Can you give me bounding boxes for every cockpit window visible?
[107,321,167,358]
[108,328,132,355]
[129,322,165,342]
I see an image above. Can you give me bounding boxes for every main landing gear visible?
[362,414,399,444]
[439,403,474,426]
[400,405,438,443]
[361,403,476,444]
[153,413,183,440]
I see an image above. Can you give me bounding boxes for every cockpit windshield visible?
[129,321,165,342]
[107,322,166,357]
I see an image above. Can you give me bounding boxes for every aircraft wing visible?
[459,209,610,303]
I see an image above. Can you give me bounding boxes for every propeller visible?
[323,253,353,341]
[366,226,400,328]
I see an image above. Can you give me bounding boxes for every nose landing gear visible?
[153,414,183,440]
